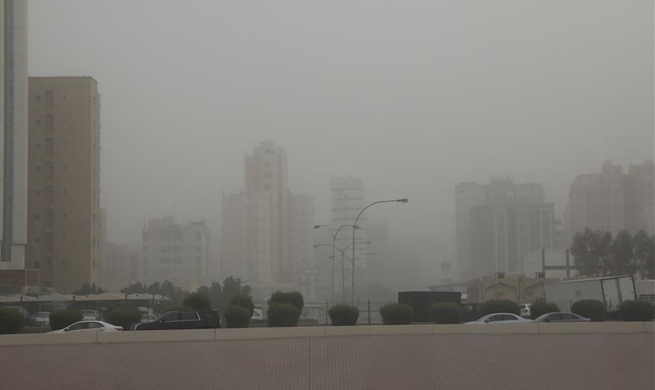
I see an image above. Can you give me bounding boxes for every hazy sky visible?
[29,1,653,251]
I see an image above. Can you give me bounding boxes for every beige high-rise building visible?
[566,160,655,240]
[0,0,29,271]
[26,77,102,293]
[244,140,290,283]
[139,217,210,291]
[456,179,555,281]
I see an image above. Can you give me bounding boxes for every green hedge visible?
[224,305,252,328]
[530,301,560,320]
[267,303,301,327]
[571,299,605,322]
[50,309,83,330]
[328,305,359,326]
[479,299,521,316]
[107,307,142,330]
[183,292,212,310]
[230,294,255,316]
[268,291,304,311]
[619,300,654,322]
[431,302,462,324]
[380,303,413,325]
[0,307,24,334]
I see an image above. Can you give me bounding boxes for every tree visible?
[183,292,212,310]
[73,283,106,296]
[120,282,146,295]
[634,230,655,279]
[0,307,24,334]
[571,228,600,276]
[607,230,636,276]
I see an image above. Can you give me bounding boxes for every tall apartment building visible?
[0,0,28,270]
[26,77,102,293]
[290,193,314,271]
[456,178,555,281]
[102,242,138,293]
[139,217,210,291]
[221,190,271,288]
[245,140,291,283]
[566,160,655,240]
[330,177,369,298]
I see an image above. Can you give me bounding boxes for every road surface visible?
[1,333,653,389]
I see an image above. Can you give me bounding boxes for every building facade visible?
[102,242,138,293]
[139,217,210,291]
[0,0,28,270]
[456,179,555,281]
[26,77,102,293]
[566,160,655,241]
[245,141,291,283]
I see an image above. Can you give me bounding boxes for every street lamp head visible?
[314,225,321,229]
[396,198,409,203]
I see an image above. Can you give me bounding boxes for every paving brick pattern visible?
[1,334,653,390]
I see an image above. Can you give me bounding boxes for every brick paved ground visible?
[1,333,653,390]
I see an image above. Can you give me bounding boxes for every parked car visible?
[532,312,591,323]
[48,321,122,334]
[31,311,51,327]
[133,310,221,331]
[519,303,532,318]
[81,310,101,321]
[465,313,530,324]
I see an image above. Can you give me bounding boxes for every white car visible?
[48,321,123,334]
[31,312,51,327]
[465,313,530,324]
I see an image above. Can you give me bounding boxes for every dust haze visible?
[28,1,654,290]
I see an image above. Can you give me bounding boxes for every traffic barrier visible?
[0,322,651,346]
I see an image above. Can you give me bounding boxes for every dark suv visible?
[133,310,221,331]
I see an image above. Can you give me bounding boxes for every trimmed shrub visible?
[619,300,654,322]
[50,309,83,330]
[571,299,605,322]
[530,301,560,320]
[380,303,414,325]
[268,291,304,311]
[183,292,212,310]
[328,305,359,326]
[431,302,462,324]
[479,299,521,316]
[267,303,301,327]
[224,305,252,328]
[0,307,24,334]
[230,294,255,316]
[107,307,142,330]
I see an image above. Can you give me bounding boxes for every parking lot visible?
[1,333,652,390]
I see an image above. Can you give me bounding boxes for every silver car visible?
[465,313,530,324]
[532,312,590,323]
[31,311,51,327]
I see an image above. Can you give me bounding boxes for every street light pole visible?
[314,224,358,304]
[352,199,408,305]
[320,240,371,303]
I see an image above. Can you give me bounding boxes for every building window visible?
[35,95,41,101]
[35,190,41,197]
[35,119,41,126]
[34,214,41,221]
[35,143,42,150]
[35,166,41,173]
[35,238,41,244]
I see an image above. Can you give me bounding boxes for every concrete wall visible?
[1,322,652,346]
